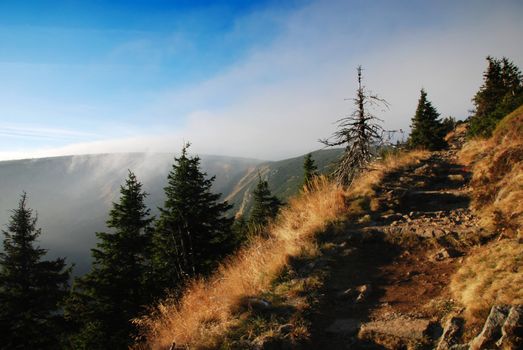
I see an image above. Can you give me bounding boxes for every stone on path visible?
[325,319,361,335]
[359,317,434,340]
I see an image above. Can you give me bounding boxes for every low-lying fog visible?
[0,153,262,275]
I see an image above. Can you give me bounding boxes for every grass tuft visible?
[459,104,523,237]
[450,239,523,325]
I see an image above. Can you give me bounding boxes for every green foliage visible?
[152,143,235,292]
[0,193,71,349]
[65,171,154,349]
[249,175,282,231]
[407,89,447,150]
[302,153,318,190]
[469,56,523,137]
[231,215,250,246]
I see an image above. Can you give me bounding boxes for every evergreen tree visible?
[407,89,447,150]
[0,193,71,349]
[302,153,318,190]
[65,171,154,349]
[231,215,249,247]
[470,56,523,137]
[249,175,282,230]
[152,143,234,292]
[321,66,386,185]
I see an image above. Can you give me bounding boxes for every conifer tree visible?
[470,56,523,137]
[249,175,282,230]
[321,66,386,185]
[302,153,318,190]
[231,215,249,246]
[0,193,71,349]
[152,143,234,292]
[407,89,447,150]
[65,171,153,349]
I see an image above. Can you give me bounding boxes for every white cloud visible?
[2,0,522,161]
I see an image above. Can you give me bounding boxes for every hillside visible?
[0,150,341,274]
[136,107,523,349]
[225,148,343,215]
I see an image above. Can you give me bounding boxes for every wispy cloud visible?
[0,125,98,140]
[1,0,522,161]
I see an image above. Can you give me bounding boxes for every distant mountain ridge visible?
[0,149,341,275]
[225,148,343,215]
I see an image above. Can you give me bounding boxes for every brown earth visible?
[305,142,489,349]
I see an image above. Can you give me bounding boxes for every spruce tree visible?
[470,56,523,137]
[65,171,154,349]
[249,175,282,230]
[302,153,318,190]
[407,89,447,150]
[0,193,71,349]
[321,66,386,185]
[152,143,234,292]
[231,215,249,247]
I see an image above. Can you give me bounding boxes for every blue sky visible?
[1,0,522,160]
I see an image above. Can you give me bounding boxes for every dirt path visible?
[305,148,484,349]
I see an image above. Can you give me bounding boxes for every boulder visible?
[437,317,464,350]
[496,305,523,349]
[469,305,510,350]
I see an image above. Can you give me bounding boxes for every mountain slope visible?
[0,149,341,274]
[226,148,343,215]
[0,153,262,274]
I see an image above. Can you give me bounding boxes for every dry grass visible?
[459,104,523,237]
[350,149,430,198]
[134,150,430,349]
[134,177,346,349]
[450,239,523,325]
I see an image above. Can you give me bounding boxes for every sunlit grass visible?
[134,150,430,349]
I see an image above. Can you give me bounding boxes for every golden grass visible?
[450,239,523,324]
[134,150,430,349]
[134,177,346,349]
[458,104,523,237]
[350,150,430,198]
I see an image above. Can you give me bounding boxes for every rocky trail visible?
[304,145,491,349]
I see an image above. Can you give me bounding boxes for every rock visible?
[406,270,419,278]
[431,247,460,261]
[240,297,272,313]
[359,317,435,340]
[469,305,510,350]
[414,164,430,176]
[253,336,287,350]
[278,324,294,335]
[326,319,361,335]
[382,213,403,222]
[448,345,469,350]
[496,305,523,349]
[355,284,372,303]
[437,317,464,350]
[336,288,357,300]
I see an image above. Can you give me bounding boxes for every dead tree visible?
[320,66,387,186]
